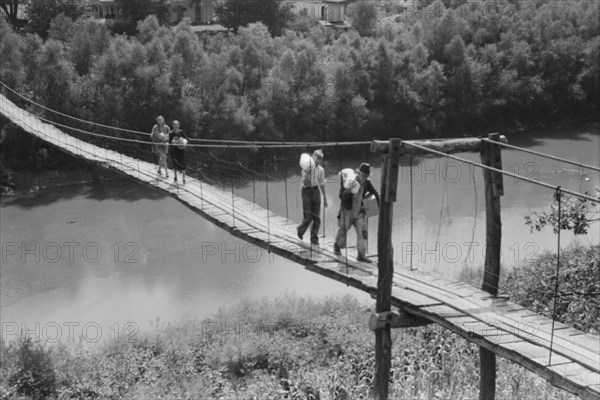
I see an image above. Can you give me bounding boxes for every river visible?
[1,123,598,343]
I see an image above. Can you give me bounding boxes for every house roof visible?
[190,24,230,33]
[318,20,351,29]
[291,0,349,3]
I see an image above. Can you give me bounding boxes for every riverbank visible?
[0,119,130,198]
[0,296,580,400]
[4,241,598,400]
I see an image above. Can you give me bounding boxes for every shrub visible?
[505,244,600,334]
[8,337,56,399]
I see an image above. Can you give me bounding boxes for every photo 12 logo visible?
[201,242,275,264]
[1,322,139,344]
[1,241,140,264]
[400,241,540,265]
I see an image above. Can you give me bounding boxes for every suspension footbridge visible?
[1,91,598,400]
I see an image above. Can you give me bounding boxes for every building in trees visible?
[170,0,214,24]
[0,0,30,28]
[289,0,350,29]
[89,0,120,20]
[87,0,214,24]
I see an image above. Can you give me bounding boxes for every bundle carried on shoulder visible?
[299,153,315,171]
[339,168,359,194]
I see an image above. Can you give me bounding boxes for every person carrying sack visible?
[169,120,189,184]
[334,162,380,263]
[297,150,328,246]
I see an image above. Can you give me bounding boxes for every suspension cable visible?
[264,146,271,249]
[21,112,361,149]
[481,138,600,173]
[402,141,600,204]
[0,83,371,146]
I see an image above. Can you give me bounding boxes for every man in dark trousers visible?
[334,163,380,263]
[297,150,328,246]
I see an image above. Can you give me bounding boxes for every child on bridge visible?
[151,115,170,178]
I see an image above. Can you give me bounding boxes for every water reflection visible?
[1,182,369,340]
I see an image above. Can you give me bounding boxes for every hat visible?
[356,163,371,177]
[313,149,324,159]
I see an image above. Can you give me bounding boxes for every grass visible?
[0,290,586,400]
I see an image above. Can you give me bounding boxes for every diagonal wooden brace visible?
[368,310,432,330]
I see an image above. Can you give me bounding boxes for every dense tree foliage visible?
[346,0,378,36]
[113,0,170,35]
[26,0,85,37]
[215,0,295,36]
[0,0,598,142]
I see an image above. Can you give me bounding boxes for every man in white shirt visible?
[297,150,328,246]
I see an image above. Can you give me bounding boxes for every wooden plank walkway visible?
[2,94,599,400]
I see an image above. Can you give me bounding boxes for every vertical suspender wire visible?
[215,154,221,191]
[322,159,326,240]
[466,167,478,273]
[338,144,349,275]
[264,146,271,250]
[294,146,300,210]
[199,153,205,210]
[312,150,317,257]
[252,162,256,209]
[365,144,370,255]
[91,124,96,157]
[304,145,312,259]
[436,159,449,246]
[284,153,289,221]
[231,146,236,228]
[410,155,414,271]
[119,131,123,171]
[549,187,562,366]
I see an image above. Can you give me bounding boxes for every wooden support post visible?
[479,132,504,400]
[481,132,503,294]
[373,138,401,400]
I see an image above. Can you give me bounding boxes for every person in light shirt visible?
[297,150,328,246]
[151,115,170,178]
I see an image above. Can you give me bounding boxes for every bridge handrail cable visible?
[28,113,357,149]
[481,137,600,173]
[0,80,370,147]
[403,141,600,204]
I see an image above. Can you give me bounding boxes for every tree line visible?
[0,0,598,144]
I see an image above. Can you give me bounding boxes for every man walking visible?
[297,150,328,246]
[334,163,380,263]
